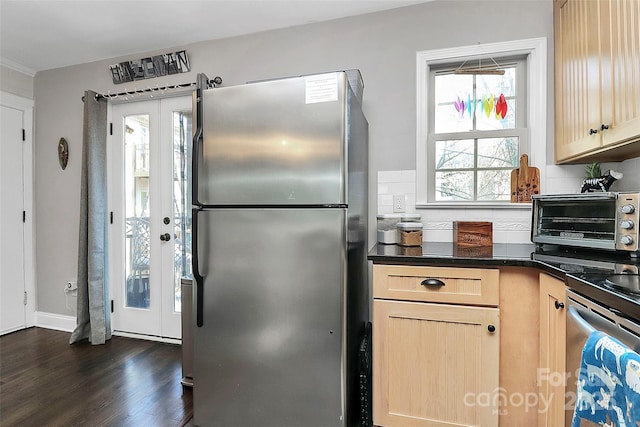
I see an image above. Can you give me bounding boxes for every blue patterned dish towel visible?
[572,331,640,426]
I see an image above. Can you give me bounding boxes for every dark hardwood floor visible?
[0,327,192,426]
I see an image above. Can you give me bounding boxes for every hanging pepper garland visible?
[495,94,507,119]
[454,93,508,119]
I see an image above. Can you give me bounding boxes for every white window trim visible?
[416,37,547,209]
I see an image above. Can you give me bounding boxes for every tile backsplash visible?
[377,157,639,245]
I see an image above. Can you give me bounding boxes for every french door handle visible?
[160,233,171,241]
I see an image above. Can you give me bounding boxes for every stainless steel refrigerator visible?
[191,71,369,427]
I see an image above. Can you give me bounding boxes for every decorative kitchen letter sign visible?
[109,50,191,84]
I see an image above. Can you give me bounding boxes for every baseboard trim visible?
[113,330,181,345]
[33,313,181,345]
[35,311,76,332]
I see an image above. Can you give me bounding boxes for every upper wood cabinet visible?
[554,0,640,163]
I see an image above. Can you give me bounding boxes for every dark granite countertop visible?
[369,242,538,267]
[368,242,640,319]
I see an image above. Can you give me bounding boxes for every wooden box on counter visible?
[453,221,493,247]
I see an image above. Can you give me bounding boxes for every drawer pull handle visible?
[421,278,445,287]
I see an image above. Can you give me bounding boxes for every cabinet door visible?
[373,300,499,427]
[538,274,567,427]
[555,0,640,162]
[601,0,640,150]
[554,0,603,161]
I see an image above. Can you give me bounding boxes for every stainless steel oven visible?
[532,192,640,255]
[566,290,640,425]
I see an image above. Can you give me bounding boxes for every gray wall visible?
[33,1,555,316]
[1,65,34,99]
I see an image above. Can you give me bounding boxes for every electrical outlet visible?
[393,194,406,213]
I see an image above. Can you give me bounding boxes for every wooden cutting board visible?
[510,154,540,203]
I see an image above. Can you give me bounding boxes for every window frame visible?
[429,58,527,202]
[416,38,547,209]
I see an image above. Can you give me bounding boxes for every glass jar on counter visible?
[396,222,423,247]
[377,214,402,244]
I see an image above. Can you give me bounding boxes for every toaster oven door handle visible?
[534,193,615,201]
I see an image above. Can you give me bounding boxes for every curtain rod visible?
[82,76,223,102]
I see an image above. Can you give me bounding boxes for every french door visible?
[110,96,192,339]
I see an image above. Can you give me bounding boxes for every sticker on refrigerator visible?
[305,74,338,104]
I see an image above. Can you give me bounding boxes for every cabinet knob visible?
[601,124,609,131]
[160,233,171,241]
[589,128,598,135]
[487,324,496,333]
[555,301,565,310]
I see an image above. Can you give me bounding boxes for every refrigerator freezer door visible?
[193,208,346,427]
[197,73,348,206]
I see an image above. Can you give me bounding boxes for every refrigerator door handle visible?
[192,208,205,327]
[192,73,208,208]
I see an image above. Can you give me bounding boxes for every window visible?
[416,38,547,208]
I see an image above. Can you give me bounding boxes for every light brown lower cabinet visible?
[538,273,567,427]
[372,265,566,427]
[373,300,500,426]
[372,265,500,427]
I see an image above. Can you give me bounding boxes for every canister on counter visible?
[401,213,421,223]
[377,214,402,244]
[396,222,423,247]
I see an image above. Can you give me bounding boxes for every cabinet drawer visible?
[373,264,499,306]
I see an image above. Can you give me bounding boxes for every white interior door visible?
[1,104,26,334]
[110,96,192,340]
[0,93,34,335]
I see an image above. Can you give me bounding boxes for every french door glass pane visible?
[172,110,192,312]
[124,115,151,308]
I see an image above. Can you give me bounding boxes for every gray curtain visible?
[70,90,111,345]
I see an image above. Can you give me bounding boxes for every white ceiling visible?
[0,0,427,74]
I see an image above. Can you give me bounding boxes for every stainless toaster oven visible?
[531,192,640,255]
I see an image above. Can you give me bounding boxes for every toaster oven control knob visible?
[621,235,634,246]
[621,220,635,230]
[621,204,636,214]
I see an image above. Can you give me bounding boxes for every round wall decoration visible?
[58,137,69,170]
